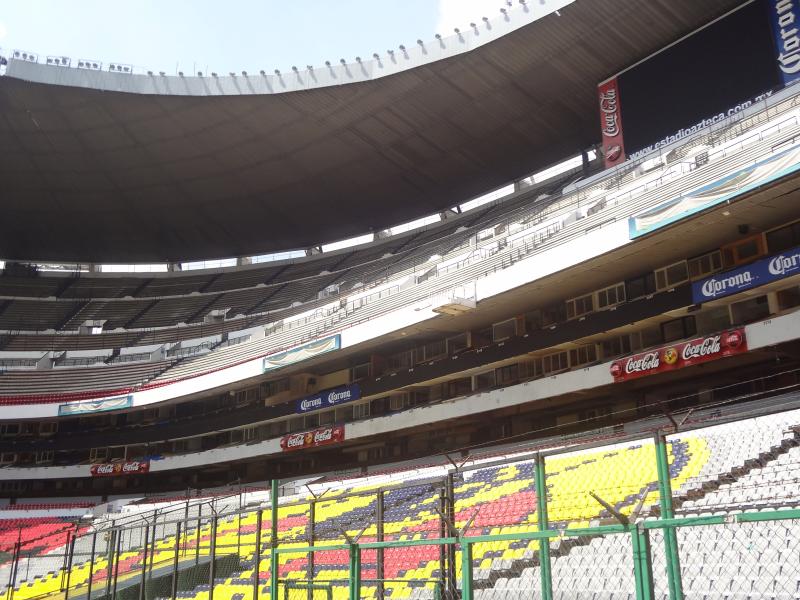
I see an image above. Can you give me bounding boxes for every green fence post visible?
[270,480,279,600]
[631,526,655,600]
[348,543,361,600]
[654,432,684,600]
[535,453,553,600]
[460,540,473,600]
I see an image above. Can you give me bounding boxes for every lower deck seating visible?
[3,409,800,600]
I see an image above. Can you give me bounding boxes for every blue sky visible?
[0,1,499,75]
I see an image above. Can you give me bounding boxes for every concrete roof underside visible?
[0,0,743,263]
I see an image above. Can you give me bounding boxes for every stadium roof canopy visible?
[0,0,743,263]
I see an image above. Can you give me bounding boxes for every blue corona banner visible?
[295,384,361,414]
[692,245,800,303]
[769,0,800,86]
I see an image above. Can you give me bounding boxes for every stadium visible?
[1,0,800,598]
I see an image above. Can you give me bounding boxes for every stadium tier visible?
[0,409,798,600]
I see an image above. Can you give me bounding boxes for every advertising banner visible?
[295,384,361,414]
[58,394,133,417]
[263,335,341,372]
[629,143,800,239]
[768,0,800,86]
[280,425,345,452]
[597,77,626,168]
[90,461,150,477]
[609,328,747,383]
[692,245,800,303]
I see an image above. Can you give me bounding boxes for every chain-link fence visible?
[2,413,800,600]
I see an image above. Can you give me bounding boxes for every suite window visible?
[655,261,688,291]
[474,371,495,392]
[767,222,800,253]
[721,235,765,268]
[626,273,657,300]
[352,402,370,420]
[661,316,696,343]
[493,318,518,342]
[447,333,470,355]
[777,285,800,311]
[730,295,770,324]
[688,251,722,279]
[350,362,371,382]
[566,294,594,320]
[541,304,566,327]
[541,351,569,375]
[496,364,519,386]
[569,344,597,367]
[601,335,632,359]
[596,283,626,310]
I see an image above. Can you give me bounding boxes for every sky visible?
[0,1,504,76]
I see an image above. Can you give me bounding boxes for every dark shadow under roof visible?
[0,0,742,263]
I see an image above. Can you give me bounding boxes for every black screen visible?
[617,0,781,156]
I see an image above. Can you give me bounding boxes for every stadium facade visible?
[1,1,800,599]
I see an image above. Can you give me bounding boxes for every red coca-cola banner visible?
[90,461,150,477]
[609,328,747,383]
[598,77,627,168]
[280,424,345,452]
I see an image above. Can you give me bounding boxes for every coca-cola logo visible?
[599,89,620,137]
[724,330,743,348]
[681,336,721,361]
[281,425,345,451]
[611,329,747,382]
[314,428,334,443]
[624,352,660,374]
[605,145,622,162]
[91,461,149,477]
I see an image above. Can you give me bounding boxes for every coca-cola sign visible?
[597,78,626,168]
[90,461,150,477]
[280,425,345,452]
[609,329,747,382]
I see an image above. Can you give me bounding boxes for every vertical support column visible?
[8,540,20,600]
[209,516,218,600]
[139,525,150,600]
[61,531,73,591]
[105,529,116,600]
[438,486,447,598]
[172,522,182,600]
[376,491,385,600]
[654,432,684,600]
[347,544,361,600]
[111,531,122,600]
[61,531,72,591]
[631,526,655,600]
[270,479,279,600]
[460,541,473,600]
[535,453,553,600]
[445,473,457,597]
[253,510,262,600]
[149,511,158,574]
[64,533,76,600]
[195,504,202,566]
[307,499,316,600]
[86,532,97,600]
